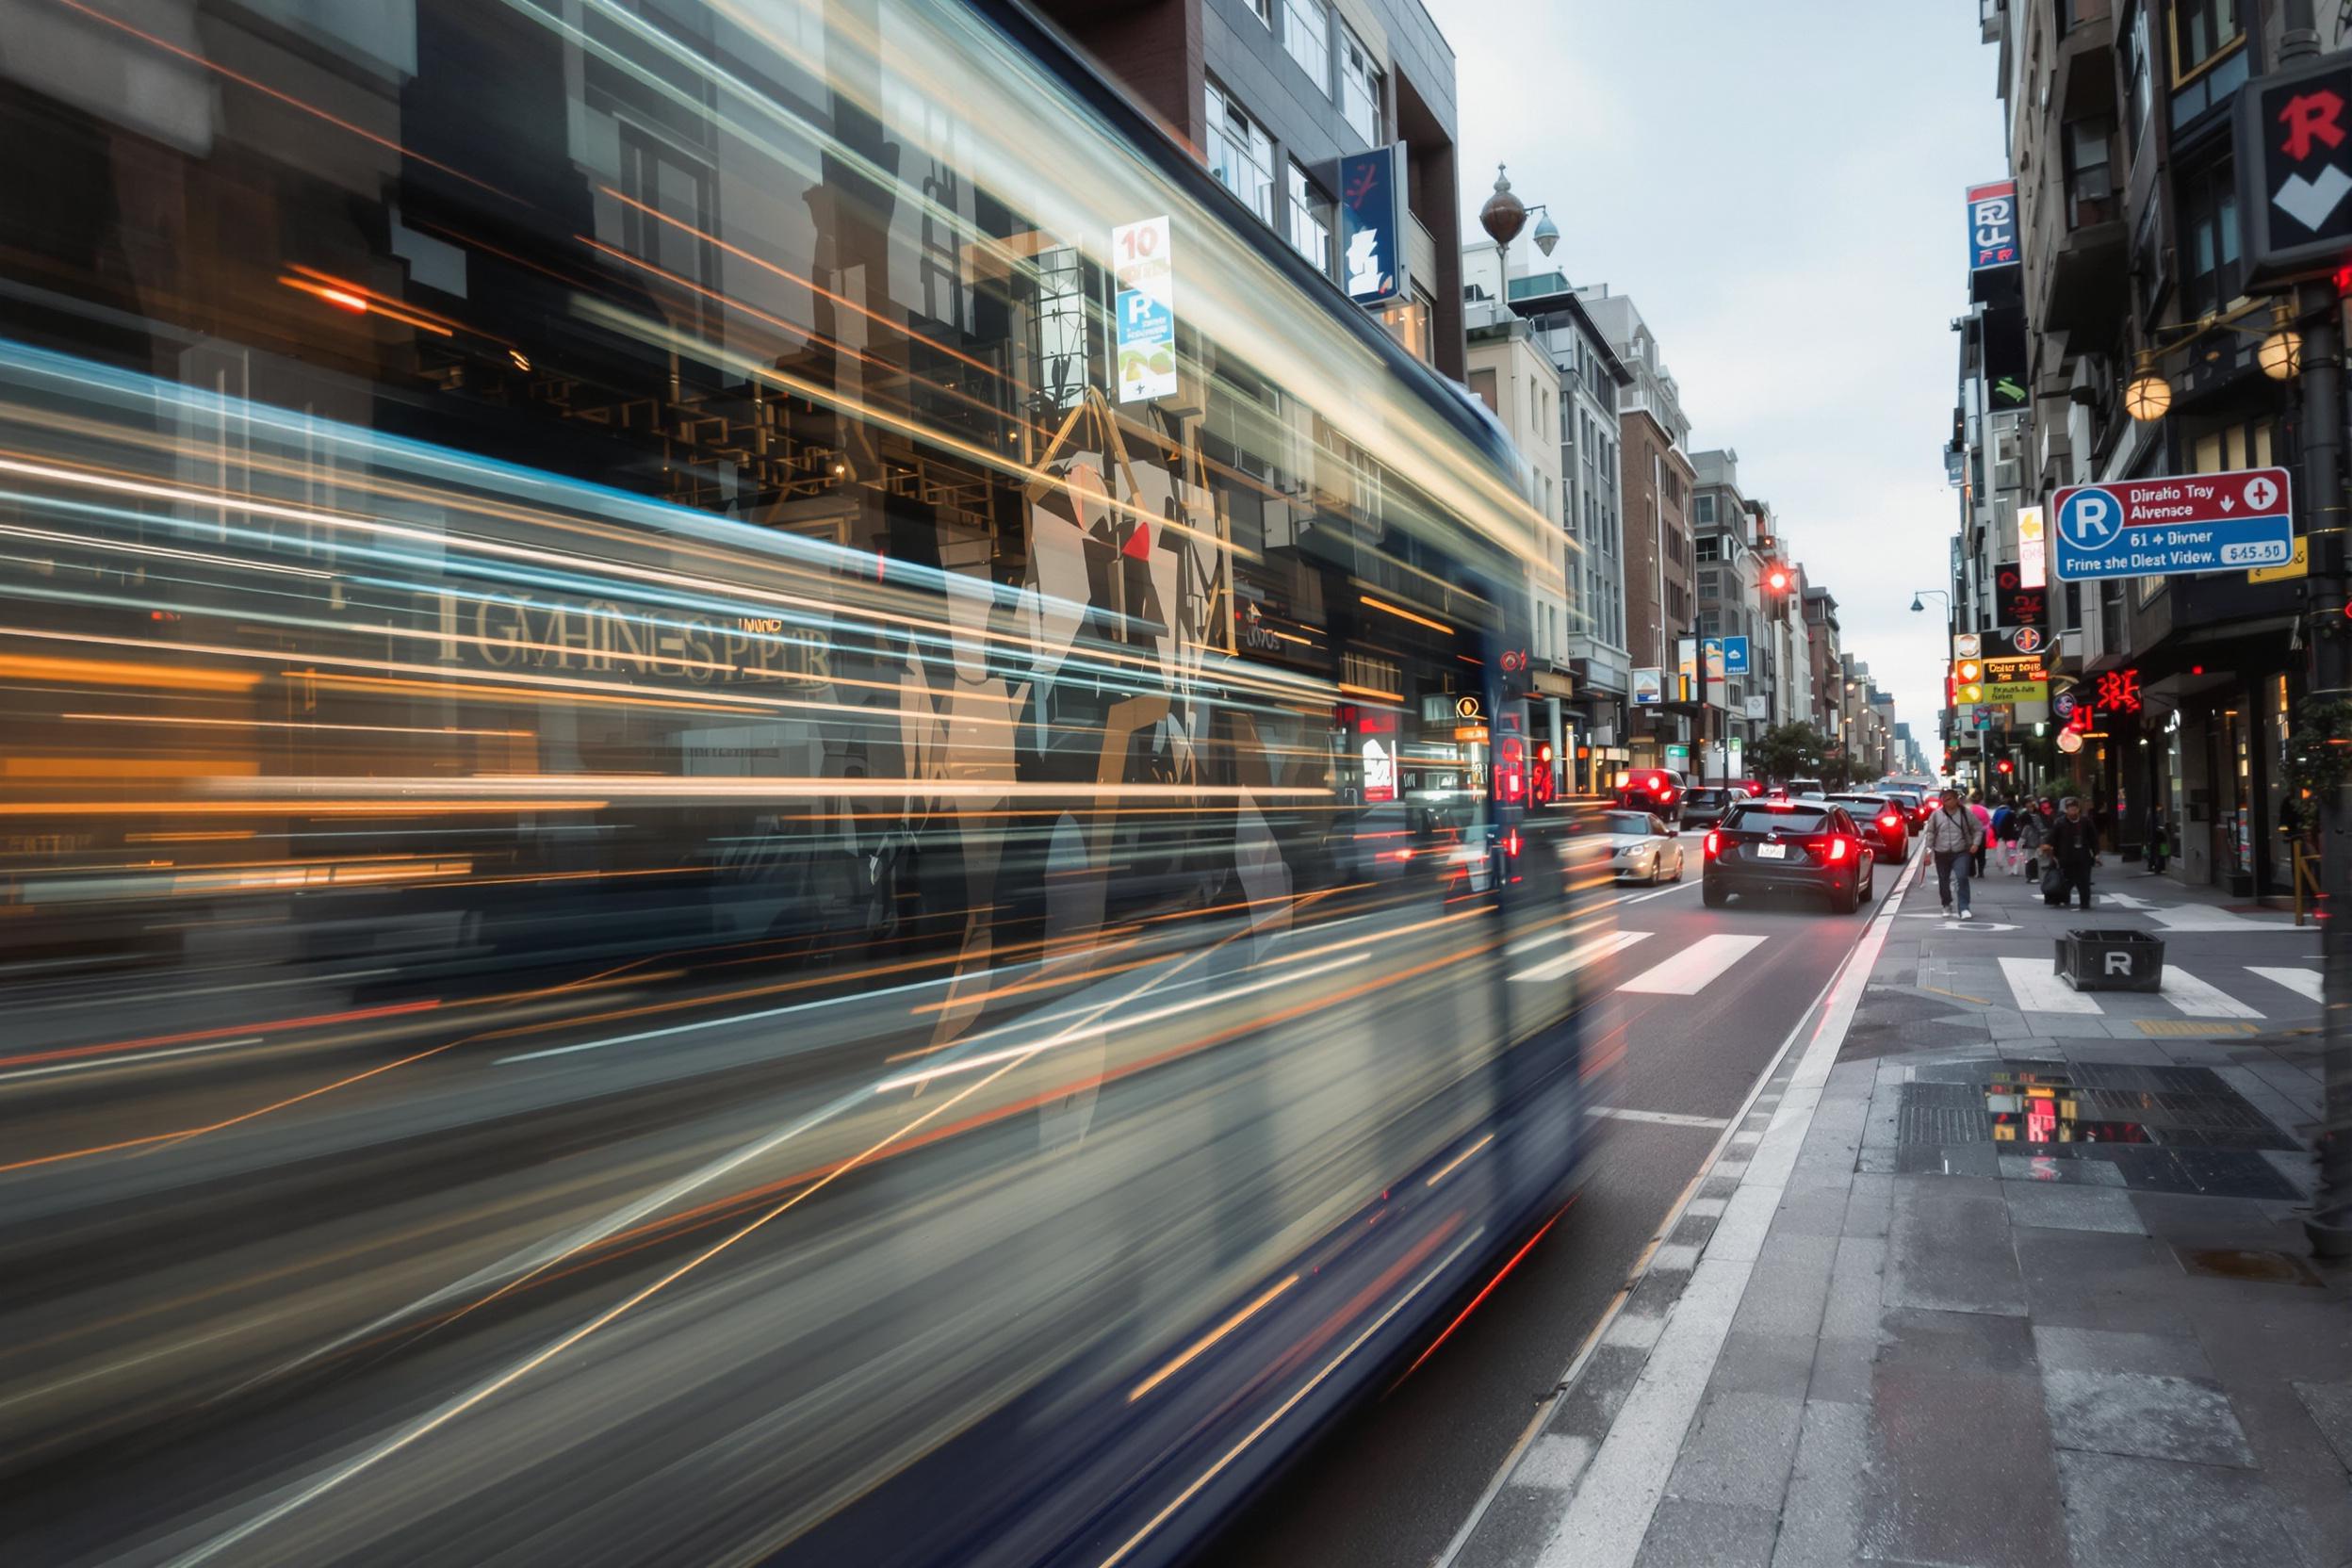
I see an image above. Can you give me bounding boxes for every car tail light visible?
[1827,837,1849,862]
[1704,829,1721,859]
[1503,829,1521,858]
[1880,813,1900,830]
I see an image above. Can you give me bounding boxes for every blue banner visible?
[1967,179,2018,271]
[1339,146,1404,306]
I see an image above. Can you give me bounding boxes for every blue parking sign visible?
[2051,467,2294,581]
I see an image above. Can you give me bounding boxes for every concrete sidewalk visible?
[1444,853,2349,1568]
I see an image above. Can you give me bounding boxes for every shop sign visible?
[1967,179,2018,270]
[1338,145,1406,305]
[1631,667,1663,707]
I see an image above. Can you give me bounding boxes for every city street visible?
[1218,861,1910,1568]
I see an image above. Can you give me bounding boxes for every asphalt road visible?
[1209,859,1895,1568]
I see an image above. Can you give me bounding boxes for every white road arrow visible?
[2275,166,2352,232]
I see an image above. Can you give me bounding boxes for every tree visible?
[1750,722,1829,785]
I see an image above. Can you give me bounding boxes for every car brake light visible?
[1704,829,1721,858]
[1827,837,1849,862]
[1503,829,1521,858]
[1881,813,1899,829]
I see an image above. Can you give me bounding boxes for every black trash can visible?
[2054,928,2164,992]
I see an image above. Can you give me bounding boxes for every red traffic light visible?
[1765,567,1791,592]
[1997,759,2014,774]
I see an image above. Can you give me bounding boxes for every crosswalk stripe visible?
[1510,929,1652,984]
[1998,956,2101,1014]
[1618,934,1767,995]
[2158,967,2262,1019]
[2246,965,2324,1004]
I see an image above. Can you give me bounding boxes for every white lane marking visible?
[1584,1105,1731,1130]
[2246,965,2324,1004]
[1998,956,2101,1014]
[0,1037,264,1086]
[2158,968,2263,1019]
[1526,851,1922,1568]
[1621,879,1700,906]
[1616,934,1767,995]
[1511,930,1652,985]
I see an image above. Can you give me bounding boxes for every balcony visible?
[2037,160,2128,340]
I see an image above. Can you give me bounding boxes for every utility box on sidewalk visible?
[2054,928,2164,991]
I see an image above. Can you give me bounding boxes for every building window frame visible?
[1285,160,1332,274]
[1204,80,1276,226]
[1282,0,1329,93]
[1338,23,1383,146]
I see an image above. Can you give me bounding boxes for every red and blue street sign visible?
[2051,466,2294,582]
[1967,180,2018,271]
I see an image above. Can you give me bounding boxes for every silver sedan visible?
[1604,809,1686,884]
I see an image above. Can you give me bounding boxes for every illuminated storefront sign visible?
[1339,145,1405,305]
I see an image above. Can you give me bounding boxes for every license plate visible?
[1756,843,1788,859]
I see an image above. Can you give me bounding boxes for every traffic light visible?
[1765,566,1791,593]
[1996,756,2015,777]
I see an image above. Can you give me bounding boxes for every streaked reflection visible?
[0,1,1611,1563]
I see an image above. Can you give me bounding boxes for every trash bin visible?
[2054,928,2164,992]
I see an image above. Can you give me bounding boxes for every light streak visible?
[0,653,258,693]
[1391,1201,1573,1387]
[1358,594,1455,635]
[1128,1275,1300,1402]
[1423,1133,1495,1188]
[63,713,533,739]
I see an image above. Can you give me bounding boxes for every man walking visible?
[2049,795,2099,910]
[1924,786,1984,921]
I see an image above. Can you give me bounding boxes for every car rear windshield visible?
[1603,812,1654,836]
[1725,804,1831,832]
[1829,795,1888,808]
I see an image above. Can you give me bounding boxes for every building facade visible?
[1967,0,2352,892]
[1576,287,1695,774]
[1042,0,1469,377]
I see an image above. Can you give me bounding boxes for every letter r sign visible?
[2103,951,2132,977]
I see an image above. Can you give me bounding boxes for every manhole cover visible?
[1895,1061,2302,1199]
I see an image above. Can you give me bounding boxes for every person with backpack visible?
[1994,797,2022,874]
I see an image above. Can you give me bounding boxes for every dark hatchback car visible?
[1678,785,1751,830]
[1703,800,1878,913]
[1826,792,1911,861]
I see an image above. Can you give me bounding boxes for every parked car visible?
[1612,768,1688,826]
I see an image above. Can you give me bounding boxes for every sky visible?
[1429,0,2005,757]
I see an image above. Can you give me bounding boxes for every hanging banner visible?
[1338,145,1407,306]
[1967,179,2019,271]
[2018,507,2046,590]
[1111,215,1176,402]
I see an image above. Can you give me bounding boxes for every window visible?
[2180,159,2241,314]
[1205,82,1275,223]
[1282,0,1328,91]
[1695,534,1721,564]
[2122,3,2154,149]
[1338,24,1382,145]
[1693,493,1716,526]
[1286,162,1331,272]
[2064,117,2116,229]
[1240,0,1271,27]
[2168,0,2248,128]
[619,124,719,327]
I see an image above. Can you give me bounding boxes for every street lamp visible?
[1910,588,1950,617]
[2259,299,2303,381]
[1478,167,1560,294]
[2124,295,2313,421]
[2124,352,2172,422]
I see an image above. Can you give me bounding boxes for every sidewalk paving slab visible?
[1443,853,2345,1568]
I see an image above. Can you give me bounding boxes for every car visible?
[1702,799,1877,913]
[1612,767,1688,825]
[1785,776,1827,799]
[1678,785,1751,830]
[1601,808,1686,884]
[1827,792,1911,861]
[1879,787,1933,829]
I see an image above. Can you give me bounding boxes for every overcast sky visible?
[1430,0,2004,756]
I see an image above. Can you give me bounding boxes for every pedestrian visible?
[2145,808,2170,874]
[1968,792,1993,877]
[1995,798,2022,874]
[1925,786,1984,921]
[2049,795,2099,910]
[2017,799,2048,875]
[2036,841,2065,905]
